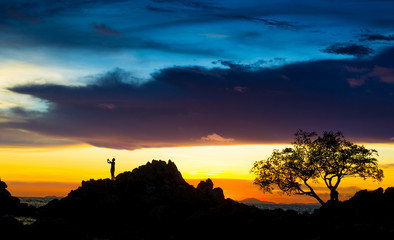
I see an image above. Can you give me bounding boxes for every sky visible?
[1,0,394,203]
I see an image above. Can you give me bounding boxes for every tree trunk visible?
[330,189,339,202]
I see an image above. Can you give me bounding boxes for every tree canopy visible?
[251,130,384,205]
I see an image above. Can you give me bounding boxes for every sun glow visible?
[2,143,394,202]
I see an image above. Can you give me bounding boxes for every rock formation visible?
[0,179,35,216]
[34,160,238,239]
[0,179,35,239]
[311,187,394,239]
[5,160,392,240]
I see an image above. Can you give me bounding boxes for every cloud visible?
[201,33,230,39]
[0,0,131,30]
[92,23,121,36]
[233,86,248,93]
[146,5,175,13]
[146,0,226,14]
[344,65,394,87]
[346,78,365,87]
[0,0,225,57]
[322,43,374,56]
[4,47,394,149]
[368,66,394,83]
[344,65,369,73]
[217,14,299,30]
[150,0,226,12]
[2,0,393,64]
[247,17,298,29]
[0,127,77,147]
[212,59,266,71]
[359,34,394,41]
[381,163,394,169]
[201,133,234,142]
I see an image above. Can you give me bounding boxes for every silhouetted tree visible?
[251,130,384,205]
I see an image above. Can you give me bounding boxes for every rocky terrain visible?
[0,179,36,238]
[1,160,394,239]
[0,180,35,216]
[311,187,394,239]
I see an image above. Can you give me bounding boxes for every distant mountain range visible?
[239,198,321,206]
[239,198,275,205]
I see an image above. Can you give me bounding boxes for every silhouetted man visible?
[107,158,115,180]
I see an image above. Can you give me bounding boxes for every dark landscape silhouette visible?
[1,160,394,240]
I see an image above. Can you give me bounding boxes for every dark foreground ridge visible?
[2,160,394,239]
[0,179,36,238]
[0,180,35,216]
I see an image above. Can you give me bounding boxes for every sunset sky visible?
[1,0,394,203]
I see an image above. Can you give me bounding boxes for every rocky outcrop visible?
[0,179,35,239]
[197,178,225,201]
[311,187,394,239]
[0,179,35,216]
[25,161,394,240]
[34,160,235,239]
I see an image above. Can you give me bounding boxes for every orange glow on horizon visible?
[7,182,79,198]
[1,143,394,203]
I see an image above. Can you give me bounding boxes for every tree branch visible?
[303,180,325,205]
[323,173,330,189]
[333,175,341,189]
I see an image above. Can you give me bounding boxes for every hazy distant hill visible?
[239,198,320,213]
[239,198,275,205]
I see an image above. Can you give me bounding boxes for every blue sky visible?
[1,0,394,148]
[2,0,393,76]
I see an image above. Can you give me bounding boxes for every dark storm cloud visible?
[212,60,264,71]
[211,59,269,72]
[359,34,394,42]
[5,47,394,149]
[322,43,374,56]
